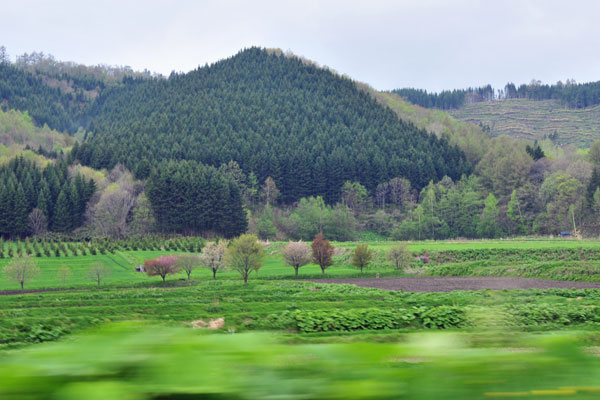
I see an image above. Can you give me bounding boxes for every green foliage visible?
[539,171,584,232]
[477,193,499,238]
[394,176,483,240]
[287,196,357,241]
[274,306,464,332]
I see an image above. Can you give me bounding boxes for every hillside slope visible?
[0,108,76,165]
[78,48,470,203]
[364,89,490,164]
[448,99,600,147]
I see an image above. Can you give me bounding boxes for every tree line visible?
[395,79,600,109]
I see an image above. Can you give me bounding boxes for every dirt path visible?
[307,276,600,292]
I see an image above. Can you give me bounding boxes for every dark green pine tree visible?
[220,179,248,238]
[0,182,11,236]
[86,179,97,201]
[36,182,52,222]
[70,181,81,228]
[587,168,600,209]
[22,174,37,210]
[52,188,72,233]
[134,158,152,180]
[12,183,28,237]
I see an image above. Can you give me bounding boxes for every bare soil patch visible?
[307,277,600,292]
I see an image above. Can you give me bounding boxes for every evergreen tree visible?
[36,182,51,221]
[12,183,28,236]
[52,188,72,233]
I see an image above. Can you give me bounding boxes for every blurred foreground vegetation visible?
[2,323,600,399]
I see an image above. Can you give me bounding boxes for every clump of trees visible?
[146,160,247,238]
[0,157,95,238]
[395,79,600,110]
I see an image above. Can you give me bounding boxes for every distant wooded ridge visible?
[394,79,600,110]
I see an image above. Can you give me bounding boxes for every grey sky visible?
[3,0,600,92]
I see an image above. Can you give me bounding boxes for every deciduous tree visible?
[282,241,311,277]
[144,255,179,282]
[57,264,72,286]
[200,241,228,279]
[3,255,39,289]
[176,254,201,280]
[311,233,334,275]
[27,208,47,236]
[262,177,280,207]
[387,243,412,271]
[225,234,265,285]
[341,181,368,211]
[87,262,111,287]
[351,244,372,273]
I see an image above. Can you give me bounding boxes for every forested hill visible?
[0,63,82,132]
[76,47,470,203]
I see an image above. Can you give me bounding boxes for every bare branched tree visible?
[91,189,136,237]
[262,177,280,207]
[57,265,72,286]
[87,262,111,287]
[176,254,201,280]
[27,208,47,237]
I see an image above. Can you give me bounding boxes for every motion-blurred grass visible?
[1,323,600,399]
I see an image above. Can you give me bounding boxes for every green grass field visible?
[0,238,599,290]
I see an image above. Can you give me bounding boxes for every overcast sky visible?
[2,0,600,92]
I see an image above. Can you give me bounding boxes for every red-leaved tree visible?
[144,255,179,282]
[311,233,334,275]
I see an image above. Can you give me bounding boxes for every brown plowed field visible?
[307,277,600,292]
